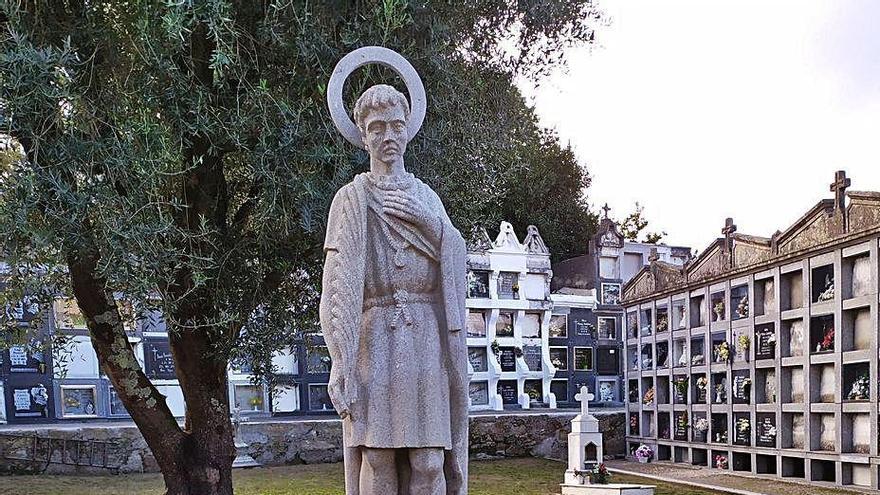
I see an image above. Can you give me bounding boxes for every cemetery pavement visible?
[605,460,875,495]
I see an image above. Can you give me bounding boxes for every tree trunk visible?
[65,226,235,495]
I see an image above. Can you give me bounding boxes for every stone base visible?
[560,483,655,495]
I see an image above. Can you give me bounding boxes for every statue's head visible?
[353,84,410,166]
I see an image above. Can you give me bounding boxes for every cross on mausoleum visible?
[830,170,850,212]
[575,386,594,417]
[722,217,737,240]
[602,203,611,219]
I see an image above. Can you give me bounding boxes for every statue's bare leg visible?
[361,448,398,495]
[408,448,446,495]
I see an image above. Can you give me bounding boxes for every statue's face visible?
[361,103,408,166]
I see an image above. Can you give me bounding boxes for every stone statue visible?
[321,46,468,495]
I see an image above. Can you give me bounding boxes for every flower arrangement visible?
[817,273,834,302]
[696,376,709,390]
[657,314,669,332]
[715,382,727,403]
[847,373,870,401]
[765,425,777,439]
[248,396,263,410]
[691,353,704,365]
[714,341,731,363]
[714,455,728,469]
[736,295,749,318]
[630,414,639,434]
[634,445,654,463]
[693,417,709,432]
[737,334,750,355]
[713,301,725,320]
[736,418,751,433]
[590,463,610,484]
[490,340,501,355]
[643,386,655,405]
[816,325,835,353]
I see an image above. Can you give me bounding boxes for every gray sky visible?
[520,0,880,252]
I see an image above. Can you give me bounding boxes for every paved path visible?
[606,460,876,495]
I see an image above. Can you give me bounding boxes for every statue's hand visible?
[383,191,441,242]
[328,371,353,420]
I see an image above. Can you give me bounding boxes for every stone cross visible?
[601,203,611,219]
[575,386,594,417]
[722,217,737,240]
[830,170,850,212]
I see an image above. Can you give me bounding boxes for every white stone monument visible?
[322,46,468,495]
[561,386,655,495]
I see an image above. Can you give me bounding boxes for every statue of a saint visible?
[321,47,468,495]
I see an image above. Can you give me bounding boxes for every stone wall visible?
[0,411,624,475]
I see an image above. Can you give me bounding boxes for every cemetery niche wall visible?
[621,171,880,490]
[465,222,558,411]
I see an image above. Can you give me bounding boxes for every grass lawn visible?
[0,458,733,495]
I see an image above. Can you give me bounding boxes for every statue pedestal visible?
[560,483,655,495]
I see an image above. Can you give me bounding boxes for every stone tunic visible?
[347,172,452,449]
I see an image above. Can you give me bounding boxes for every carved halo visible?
[327,46,427,149]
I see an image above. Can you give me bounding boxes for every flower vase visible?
[637,457,649,464]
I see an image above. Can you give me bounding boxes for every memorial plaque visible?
[497,272,519,300]
[734,417,751,445]
[499,348,517,372]
[467,270,490,298]
[468,347,488,373]
[108,385,129,416]
[144,339,176,379]
[549,347,568,371]
[598,380,615,402]
[755,326,776,360]
[598,317,617,339]
[574,319,594,337]
[521,313,541,338]
[308,384,332,411]
[60,387,98,417]
[756,413,777,447]
[596,347,619,374]
[674,412,689,441]
[733,374,751,404]
[550,380,568,402]
[13,384,50,418]
[495,312,514,337]
[497,380,518,405]
[466,311,487,338]
[523,345,542,372]
[468,381,489,406]
[548,314,567,338]
[524,380,543,404]
[8,345,46,374]
[574,347,593,371]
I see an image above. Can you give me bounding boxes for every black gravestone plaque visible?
[108,386,129,416]
[756,413,776,447]
[596,347,619,374]
[755,327,776,360]
[144,339,176,379]
[499,348,517,372]
[734,418,751,445]
[673,378,688,404]
[674,413,689,441]
[575,319,593,337]
[12,384,50,418]
[550,380,567,402]
[523,345,542,372]
[732,374,750,404]
[497,381,518,405]
[468,382,489,406]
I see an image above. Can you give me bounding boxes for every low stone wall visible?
[0,411,624,475]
